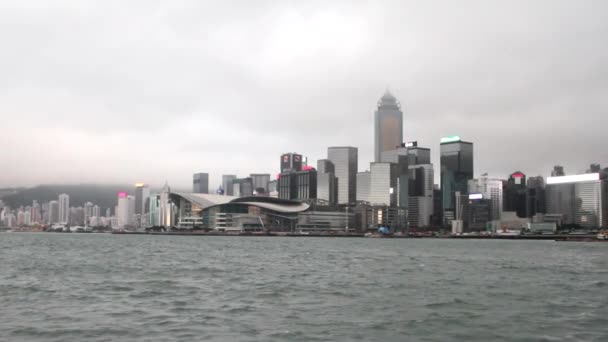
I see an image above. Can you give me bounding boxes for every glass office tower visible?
[317,159,337,205]
[222,175,237,196]
[134,183,150,215]
[193,173,209,194]
[440,136,474,223]
[328,147,358,205]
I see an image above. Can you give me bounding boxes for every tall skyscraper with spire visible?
[374,90,403,162]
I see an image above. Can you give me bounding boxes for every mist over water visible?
[1,234,607,341]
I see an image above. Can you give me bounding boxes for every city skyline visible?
[1,1,608,189]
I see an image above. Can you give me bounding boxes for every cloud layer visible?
[1,0,607,189]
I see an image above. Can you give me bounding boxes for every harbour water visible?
[1,233,606,341]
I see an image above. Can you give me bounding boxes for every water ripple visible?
[1,234,607,342]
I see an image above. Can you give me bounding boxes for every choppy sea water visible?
[0,233,607,342]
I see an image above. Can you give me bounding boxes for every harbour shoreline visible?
[2,230,605,242]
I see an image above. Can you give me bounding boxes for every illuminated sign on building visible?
[405,141,416,148]
[546,173,600,184]
[118,192,128,198]
[440,135,461,143]
[135,182,145,187]
[469,193,483,200]
[511,173,525,178]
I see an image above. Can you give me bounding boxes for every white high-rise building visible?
[84,202,94,226]
[5,213,15,228]
[116,193,135,229]
[17,210,25,226]
[92,205,101,218]
[31,201,41,224]
[222,175,237,196]
[368,163,395,206]
[48,200,59,224]
[58,194,70,225]
[468,175,503,221]
[24,211,32,226]
[159,182,173,227]
[134,183,150,215]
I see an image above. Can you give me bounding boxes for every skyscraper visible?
[459,194,493,232]
[92,205,101,218]
[222,175,237,196]
[159,182,173,228]
[588,164,601,173]
[368,163,398,206]
[545,173,606,229]
[117,192,128,228]
[504,171,527,217]
[317,159,335,174]
[328,146,358,205]
[148,194,160,227]
[193,173,209,194]
[317,159,337,205]
[69,206,85,226]
[356,171,371,203]
[268,180,278,196]
[31,200,41,224]
[380,147,409,209]
[374,91,403,162]
[440,136,474,224]
[280,153,303,173]
[58,193,70,225]
[84,202,94,226]
[278,169,317,201]
[134,183,150,215]
[527,176,546,218]
[233,178,254,197]
[551,165,565,177]
[408,164,434,227]
[468,175,503,221]
[48,200,59,224]
[250,173,271,195]
[405,142,431,166]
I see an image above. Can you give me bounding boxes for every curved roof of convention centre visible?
[171,193,236,208]
[230,196,309,213]
[170,193,309,213]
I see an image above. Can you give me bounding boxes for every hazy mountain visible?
[1,184,134,210]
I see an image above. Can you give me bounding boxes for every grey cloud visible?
[1,0,607,189]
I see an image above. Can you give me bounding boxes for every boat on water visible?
[50,224,69,232]
[365,225,393,238]
[365,232,393,238]
[597,231,608,240]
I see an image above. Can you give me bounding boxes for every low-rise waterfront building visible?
[545,173,607,229]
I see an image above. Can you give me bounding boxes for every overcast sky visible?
[1,0,607,190]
